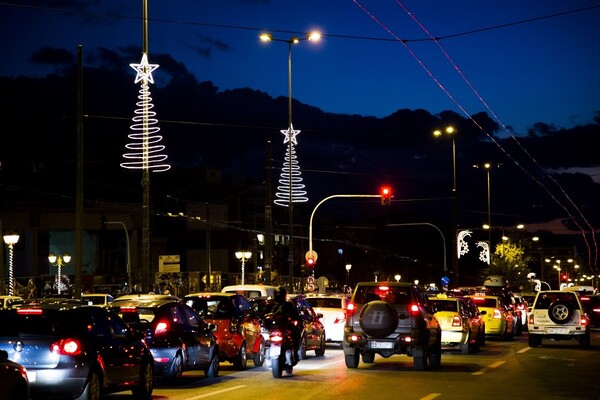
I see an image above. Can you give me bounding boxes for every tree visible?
[481,240,532,291]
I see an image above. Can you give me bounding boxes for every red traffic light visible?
[380,186,392,205]
[561,274,567,281]
[306,257,316,267]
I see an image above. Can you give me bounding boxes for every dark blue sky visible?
[2,0,600,134]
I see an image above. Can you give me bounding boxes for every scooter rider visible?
[272,286,302,363]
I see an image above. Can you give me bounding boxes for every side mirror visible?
[480,310,487,315]
[0,349,8,362]
[316,312,324,319]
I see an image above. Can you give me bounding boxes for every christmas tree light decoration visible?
[274,124,308,207]
[121,53,170,172]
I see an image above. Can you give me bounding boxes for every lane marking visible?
[186,384,247,399]
[517,346,532,354]
[298,358,345,370]
[420,393,442,400]
[472,360,506,376]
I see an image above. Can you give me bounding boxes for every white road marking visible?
[420,393,442,400]
[472,360,506,375]
[185,384,247,399]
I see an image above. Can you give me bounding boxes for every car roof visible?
[114,293,180,301]
[111,298,181,308]
[185,292,236,298]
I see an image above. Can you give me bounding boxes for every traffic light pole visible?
[308,194,382,258]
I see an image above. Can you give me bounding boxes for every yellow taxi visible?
[429,293,485,354]
[468,294,515,340]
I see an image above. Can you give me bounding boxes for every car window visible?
[170,304,187,325]
[106,311,130,338]
[534,292,579,309]
[181,305,201,328]
[306,298,343,309]
[431,300,458,312]
[355,286,411,304]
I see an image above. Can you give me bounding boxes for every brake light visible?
[346,303,357,316]
[452,315,462,327]
[493,309,502,319]
[155,321,169,335]
[120,306,137,312]
[528,314,535,325]
[50,338,82,355]
[270,333,284,343]
[409,304,420,316]
[378,285,390,291]
[17,308,43,315]
[348,334,362,342]
[581,316,589,326]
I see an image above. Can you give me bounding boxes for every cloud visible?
[30,46,74,67]
[190,33,233,59]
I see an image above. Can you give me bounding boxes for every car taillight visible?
[270,333,284,343]
[581,316,589,326]
[334,312,346,324]
[17,308,43,315]
[50,338,82,355]
[346,303,357,316]
[409,304,420,316]
[528,314,535,325]
[155,321,169,335]
[493,309,502,319]
[348,334,362,342]
[452,315,462,327]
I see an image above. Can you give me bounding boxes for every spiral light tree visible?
[3,233,19,296]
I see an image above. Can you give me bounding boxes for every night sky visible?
[2,0,600,135]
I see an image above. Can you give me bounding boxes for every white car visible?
[221,284,276,299]
[305,294,349,347]
[81,293,115,307]
[527,290,590,348]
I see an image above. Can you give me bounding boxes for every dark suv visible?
[343,282,442,370]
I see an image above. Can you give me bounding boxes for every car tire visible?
[362,351,375,363]
[132,362,153,400]
[579,331,591,349]
[168,354,183,384]
[345,352,360,368]
[359,301,398,338]
[204,353,219,378]
[315,335,326,356]
[428,333,442,369]
[548,301,573,324]
[528,334,542,347]
[299,335,307,360]
[460,341,470,354]
[233,341,247,370]
[76,370,101,400]
[253,338,265,367]
[413,346,428,371]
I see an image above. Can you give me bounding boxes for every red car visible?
[185,293,265,369]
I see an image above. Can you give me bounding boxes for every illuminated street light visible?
[3,233,20,296]
[395,274,401,282]
[260,30,321,289]
[345,264,352,286]
[235,251,252,285]
[49,252,71,295]
[433,126,458,282]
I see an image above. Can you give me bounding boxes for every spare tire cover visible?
[548,301,573,325]
[359,301,398,338]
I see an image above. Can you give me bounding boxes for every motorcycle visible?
[264,314,296,378]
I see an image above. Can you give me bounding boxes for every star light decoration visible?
[274,124,308,207]
[121,53,170,172]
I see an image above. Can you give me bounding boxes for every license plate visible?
[27,371,36,382]
[269,346,281,357]
[369,341,393,349]
[547,328,569,334]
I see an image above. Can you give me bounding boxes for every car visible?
[114,293,180,301]
[221,284,277,299]
[184,292,265,369]
[111,298,219,384]
[0,300,154,399]
[579,294,600,327]
[305,293,350,347]
[467,294,515,340]
[428,293,485,354]
[527,290,590,348]
[291,295,327,358]
[343,282,442,370]
[0,295,23,309]
[0,349,29,400]
[81,293,115,307]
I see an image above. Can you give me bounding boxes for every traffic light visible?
[306,257,316,268]
[380,185,392,205]
[561,273,567,281]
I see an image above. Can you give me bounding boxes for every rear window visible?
[534,292,579,310]
[117,307,157,323]
[471,297,498,308]
[431,299,458,312]
[354,285,411,305]
[185,297,234,319]
[306,298,344,309]
[0,308,91,336]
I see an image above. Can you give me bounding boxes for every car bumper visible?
[28,366,89,399]
[150,348,177,376]
[441,330,469,345]
[528,325,587,336]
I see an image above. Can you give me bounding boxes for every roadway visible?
[107,330,600,400]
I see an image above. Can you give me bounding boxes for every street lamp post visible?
[235,251,252,285]
[345,264,352,286]
[433,126,458,283]
[49,252,71,295]
[474,162,501,247]
[260,31,320,291]
[3,233,19,296]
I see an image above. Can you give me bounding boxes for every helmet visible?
[274,286,287,303]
